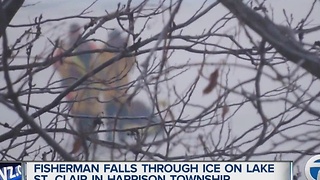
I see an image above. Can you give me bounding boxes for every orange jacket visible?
[93,50,135,104]
[53,42,104,116]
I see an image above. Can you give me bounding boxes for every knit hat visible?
[70,23,81,33]
[108,29,122,39]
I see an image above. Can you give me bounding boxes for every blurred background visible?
[0,1,319,178]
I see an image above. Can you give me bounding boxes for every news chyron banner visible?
[0,162,24,180]
[26,162,292,180]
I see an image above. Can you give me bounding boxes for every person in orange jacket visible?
[95,29,165,143]
[93,29,135,142]
[53,23,103,159]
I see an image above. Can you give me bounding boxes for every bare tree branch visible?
[219,0,320,78]
[0,0,24,37]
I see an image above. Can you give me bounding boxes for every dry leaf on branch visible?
[70,137,82,154]
[203,69,219,94]
[222,104,229,119]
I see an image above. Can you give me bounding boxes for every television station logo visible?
[0,162,22,180]
[305,155,320,180]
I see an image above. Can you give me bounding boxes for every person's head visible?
[107,29,126,49]
[68,23,82,46]
[69,23,81,34]
[108,29,122,40]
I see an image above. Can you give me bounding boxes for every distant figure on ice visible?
[53,23,103,159]
[95,29,164,142]
[92,29,134,142]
